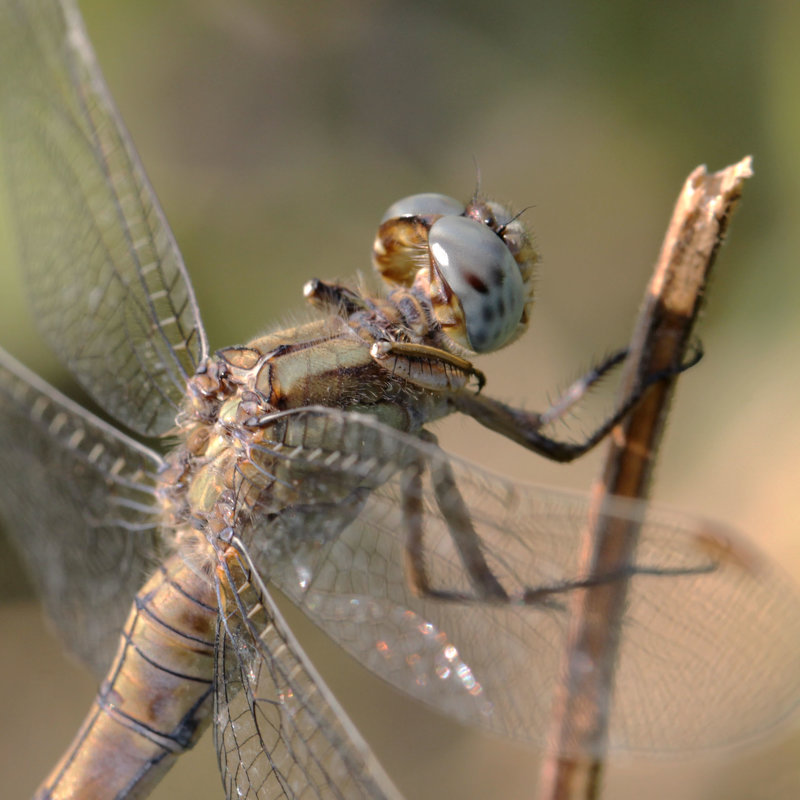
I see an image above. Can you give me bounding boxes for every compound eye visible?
[380,193,465,224]
[429,215,524,353]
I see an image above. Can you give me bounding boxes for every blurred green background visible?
[0,0,798,798]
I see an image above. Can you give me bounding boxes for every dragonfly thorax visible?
[165,310,465,559]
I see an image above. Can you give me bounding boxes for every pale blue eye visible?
[428,215,524,353]
[380,193,465,224]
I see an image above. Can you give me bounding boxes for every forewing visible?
[214,541,402,800]
[241,408,800,756]
[0,0,207,436]
[0,348,164,675]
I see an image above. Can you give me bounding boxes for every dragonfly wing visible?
[0,0,207,436]
[214,541,403,800]
[0,347,165,675]
[242,408,800,756]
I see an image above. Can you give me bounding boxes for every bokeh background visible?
[0,1,798,798]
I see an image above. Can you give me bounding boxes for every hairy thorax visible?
[156,297,464,578]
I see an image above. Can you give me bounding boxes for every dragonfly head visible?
[372,192,537,355]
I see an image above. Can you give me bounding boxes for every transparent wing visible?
[214,541,403,800]
[238,407,800,757]
[0,0,207,436]
[0,347,165,674]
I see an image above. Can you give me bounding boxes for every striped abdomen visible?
[35,553,217,800]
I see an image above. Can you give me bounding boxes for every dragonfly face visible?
[0,2,799,800]
[373,192,536,354]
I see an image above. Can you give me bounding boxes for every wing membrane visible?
[215,541,402,800]
[238,408,800,756]
[0,0,207,435]
[0,347,164,674]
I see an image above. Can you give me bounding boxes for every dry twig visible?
[537,157,754,800]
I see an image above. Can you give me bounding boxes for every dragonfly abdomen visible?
[35,554,217,800]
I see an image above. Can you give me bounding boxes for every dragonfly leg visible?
[303,278,370,315]
[405,453,715,607]
[305,278,490,392]
[521,560,718,605]
[402,433,508,603]
[536,348,628,427]
[401,460,432,598]
[451,343,703,463]
[371,340,486,391]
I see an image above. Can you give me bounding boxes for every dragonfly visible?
[1,1,799,798]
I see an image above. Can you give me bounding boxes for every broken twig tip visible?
[733,154,754,179]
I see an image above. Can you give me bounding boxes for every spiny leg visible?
[400,460,432,598]
[401,433,507,603]
[451,343,703,463]
[371,340,486,392]
[374,344,626,414]
[303,278,370,316]
[521,560,717,605]
[402,434,713,607]
[537,349,628,428]
[401,427,715,607]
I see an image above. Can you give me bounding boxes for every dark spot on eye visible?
[471,329,488,349]
[483,305,495,323]
[497,297,506,317]
[491,266,505,286]
[464,271,489,293]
